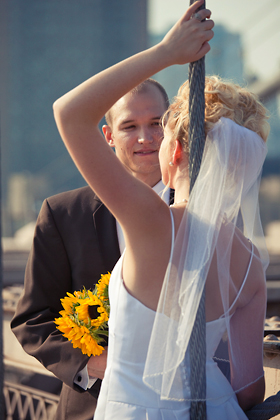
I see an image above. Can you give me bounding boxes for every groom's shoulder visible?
[44,186,101,215]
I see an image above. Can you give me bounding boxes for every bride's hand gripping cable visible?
[160,2,213,66]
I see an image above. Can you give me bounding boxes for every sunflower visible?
[75,292,109,328]
[96,272,110,302]
[54,273,111,357]
[60,291,81,315]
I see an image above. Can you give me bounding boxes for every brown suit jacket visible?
[11,186,121,420]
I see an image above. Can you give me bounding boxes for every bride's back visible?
[205,225,265,322]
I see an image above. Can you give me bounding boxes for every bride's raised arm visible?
[53,0,213,229]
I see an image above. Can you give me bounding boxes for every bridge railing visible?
[4,381,59,420]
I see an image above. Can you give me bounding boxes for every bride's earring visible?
[169,161,174,166]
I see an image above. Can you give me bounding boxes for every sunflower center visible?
[88,304,100,319]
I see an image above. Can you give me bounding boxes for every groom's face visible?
[102,84,167,188]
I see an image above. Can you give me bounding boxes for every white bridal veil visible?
[143,117,269,401]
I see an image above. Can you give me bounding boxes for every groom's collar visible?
[153,180,174,205]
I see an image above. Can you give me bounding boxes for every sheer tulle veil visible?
[143,117,269,401]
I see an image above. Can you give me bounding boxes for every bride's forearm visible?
[53,43,169,128]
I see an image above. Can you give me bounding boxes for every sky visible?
[148,0,280,82]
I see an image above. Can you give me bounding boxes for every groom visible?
[11,79,171,420]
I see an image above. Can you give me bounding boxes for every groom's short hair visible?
[105,78,169,128]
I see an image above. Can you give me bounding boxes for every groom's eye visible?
[123,125,136,131]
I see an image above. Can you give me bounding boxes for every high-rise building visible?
[250,74,280,244]
[150,24,244,100]
[0,0,147,235]
[205,24,244,84]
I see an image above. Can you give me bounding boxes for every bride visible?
[53,1,269,418]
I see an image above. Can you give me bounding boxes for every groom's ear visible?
[102,125,115,147]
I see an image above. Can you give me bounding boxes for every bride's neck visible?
[173,175,190,205]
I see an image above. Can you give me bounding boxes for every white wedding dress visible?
[94,211,249,419]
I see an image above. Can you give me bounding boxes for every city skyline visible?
[148,0,280,81]
[0,0,148,236]
[1,0,279,243]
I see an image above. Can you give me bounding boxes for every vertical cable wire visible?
[188,1,207,418]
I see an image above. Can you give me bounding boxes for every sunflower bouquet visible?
[54,272,110,357]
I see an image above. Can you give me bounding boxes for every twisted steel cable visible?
[188,1,207,419]
[187,3,280,420]
[246,391,280,419]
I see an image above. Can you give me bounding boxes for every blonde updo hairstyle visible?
[165,75,270,155]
